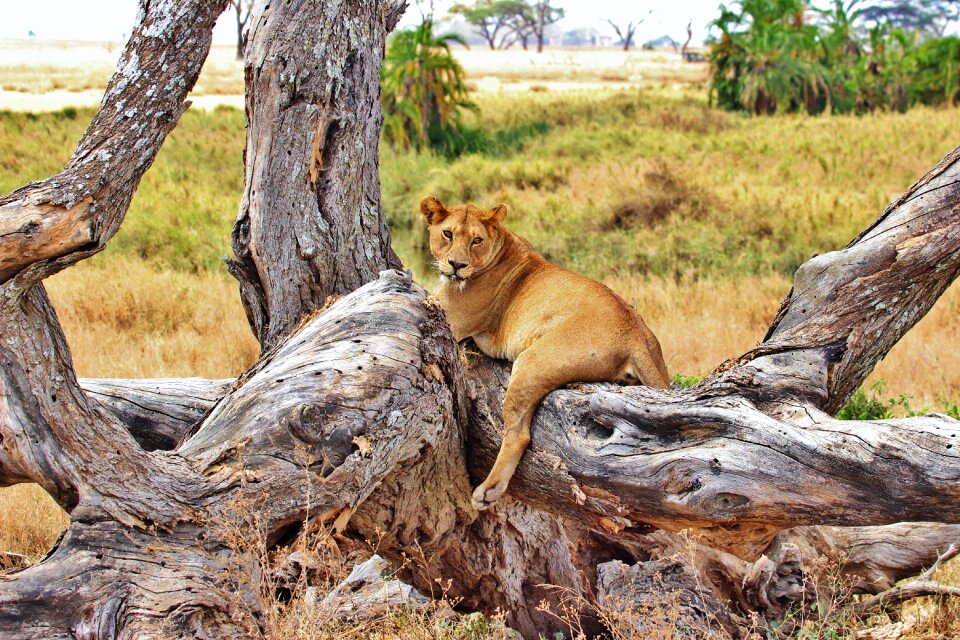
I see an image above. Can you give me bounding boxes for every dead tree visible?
[606,13,651,51]
[1,0,959,638]
[231,0,253,61]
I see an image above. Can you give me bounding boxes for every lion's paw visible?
[471,480,507,511]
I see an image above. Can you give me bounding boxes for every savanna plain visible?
[1,41,959,638]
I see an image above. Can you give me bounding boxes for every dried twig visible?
[846,544,960,617]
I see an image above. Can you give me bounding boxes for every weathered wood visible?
[596,557,741,639]
[82,378,232,450]
[740,146,960,413]
[463,355,960,558]
[776,523,960,592]
[845,544,960,618]
[597,525,960,634]
[0,0,231,513]
[307,555,430,621]
[0,272,472,637]
[80,365,960,636]
[86,365,960,564]
[0,523,250,639]
[227,0,405,348]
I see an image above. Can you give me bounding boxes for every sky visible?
[0,1,723,46]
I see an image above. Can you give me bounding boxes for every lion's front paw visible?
[471,478,508,511]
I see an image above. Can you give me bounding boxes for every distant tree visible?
[524,1,565,52]
[606,12,652,51]
[451,0,530,49]
[859,0,960,37]
[681,19,693,56]
[232,0,253,60]
[509,13,535,49]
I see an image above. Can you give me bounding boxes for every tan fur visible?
[420,196,670,511]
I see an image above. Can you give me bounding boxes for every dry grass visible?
[0,256,257,569]
[1,39,958,636]
[608,274,960,409]
[455,47,708,93]
[0,40,704,100]
[0,39,244,96]
[898,559,960,638]
[0,484,69,570]
[45,257,259,378]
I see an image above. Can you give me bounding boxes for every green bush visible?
[380,16,477,155]
[835,381,895,420]
[709,0,960,115]
[671,373,704,388]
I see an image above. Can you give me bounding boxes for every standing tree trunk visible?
[227,0,403,349]
[1,0,960,638]
[681,19,693,58]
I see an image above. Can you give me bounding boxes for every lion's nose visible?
[448,260,467,271]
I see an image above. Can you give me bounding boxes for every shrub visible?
[709,0,960,115]
[380,16,477,155]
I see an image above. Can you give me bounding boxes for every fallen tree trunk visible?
[1,0,960,637]
[79,372,960,629]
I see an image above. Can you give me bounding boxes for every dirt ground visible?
[0,38,707,111]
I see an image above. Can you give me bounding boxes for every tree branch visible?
[845,544,960,618]
[81,378,233,450]
[465,357,960,559]
[0,0,231,290]
[740,145,960,413]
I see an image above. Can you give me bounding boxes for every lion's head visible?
[420,196,507,283]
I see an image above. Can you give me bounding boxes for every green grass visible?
[4,90,957,283]
[3,90,959,414]
[836,380,960,421]
[382,89,959,282]
[0,106,245,273]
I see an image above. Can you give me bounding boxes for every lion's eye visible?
[472,237,483,246]
[442,230,453,240]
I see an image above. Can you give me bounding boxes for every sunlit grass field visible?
[3,90,956,402]
[2,84,960,636]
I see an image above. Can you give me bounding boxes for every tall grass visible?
[46,258,258,378]
[383,89,959,283]
[0,107,245,272]
[3,89,959,394]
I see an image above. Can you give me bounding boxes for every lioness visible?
[421,196,670,511]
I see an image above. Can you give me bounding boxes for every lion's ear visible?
[486,203,507,225]
[420,196,449,225]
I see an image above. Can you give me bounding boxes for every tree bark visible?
[2,0,960,637]
[227,0,403,349]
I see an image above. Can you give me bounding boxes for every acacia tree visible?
[451,0,529,49]
[521,1,564,52]
[860,0,960,37]
[1,0,960,638]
